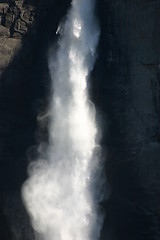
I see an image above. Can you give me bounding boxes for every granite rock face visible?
[0,1,35,74]
[95,1,160,239]
[0,0,160,240]
[0,1,36,239]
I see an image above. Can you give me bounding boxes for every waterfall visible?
[22,0,105,239]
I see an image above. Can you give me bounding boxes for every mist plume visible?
[22,0,106,239]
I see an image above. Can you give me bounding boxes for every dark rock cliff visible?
[96,1,160,239]
[0,0,160,240]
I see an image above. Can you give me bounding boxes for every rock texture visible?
[0,1,37,239]
[95,1,160,239]
[0,0,160,240]
[0,1,35,74]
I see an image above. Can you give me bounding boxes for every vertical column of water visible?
[22,0,105,240]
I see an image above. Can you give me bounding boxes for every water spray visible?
[22,0,106,239]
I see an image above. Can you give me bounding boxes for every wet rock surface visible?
[0,0,160,239]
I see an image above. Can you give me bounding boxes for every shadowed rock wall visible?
[95,1,160,239]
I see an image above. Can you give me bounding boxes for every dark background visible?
[0,0,160,239]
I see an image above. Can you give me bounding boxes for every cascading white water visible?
[22,0,105,240]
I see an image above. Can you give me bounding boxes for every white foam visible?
[22,0,105,239]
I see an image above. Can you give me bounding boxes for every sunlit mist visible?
[22,0,106,239]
